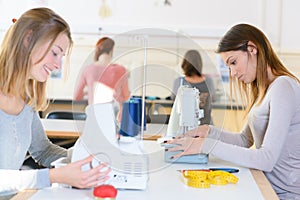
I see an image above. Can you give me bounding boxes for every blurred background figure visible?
[74,37,130,122]
[171,49,216,125]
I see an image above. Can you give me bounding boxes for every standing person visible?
[0,8,110,196]
[171,49,216,125]
[166,24,300,199]
[73,37,130,122]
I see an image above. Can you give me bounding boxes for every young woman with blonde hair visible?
[0,8,110,196]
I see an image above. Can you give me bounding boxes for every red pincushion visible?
[93,184,118,198]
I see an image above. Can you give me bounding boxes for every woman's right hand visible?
[49,155,111,189]
[176,124,211,139]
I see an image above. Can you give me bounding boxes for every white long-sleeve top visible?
[0,105,67,196]
[202,76,300,199]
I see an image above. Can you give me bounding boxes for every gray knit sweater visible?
[202,76,300,199]
[0,105,67,195]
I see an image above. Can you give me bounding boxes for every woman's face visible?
[220,47,257,84]
[30,34,69,82]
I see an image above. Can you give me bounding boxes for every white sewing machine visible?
[159,85,208,164]
[67,103,149,190]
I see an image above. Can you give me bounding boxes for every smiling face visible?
[30,33,69,82]
[220,46,258,84]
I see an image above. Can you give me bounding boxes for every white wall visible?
[0,0,299,99]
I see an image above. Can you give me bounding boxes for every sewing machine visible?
[159,85,208,164]
[53,102,149,190]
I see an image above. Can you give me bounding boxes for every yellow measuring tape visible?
[182,170,239,188]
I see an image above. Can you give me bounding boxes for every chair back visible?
[45,111,86,120]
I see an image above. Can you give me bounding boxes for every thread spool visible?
[130,97,146,130]
[120,98,144,137]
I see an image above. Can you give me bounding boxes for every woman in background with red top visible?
[74,37,130,121]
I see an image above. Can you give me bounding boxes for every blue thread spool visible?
[120,98,143,137]
[130,97,146,130]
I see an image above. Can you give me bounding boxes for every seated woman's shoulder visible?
[274,76,299,87]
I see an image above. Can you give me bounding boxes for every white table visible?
[11,119,278,200]
[29,142,265,200]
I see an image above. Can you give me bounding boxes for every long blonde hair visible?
[0,8,73,111]
[217,23,299,114]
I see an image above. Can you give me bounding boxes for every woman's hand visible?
[175,125,210,139]
[50,155,111,189]
[165,137,205,159]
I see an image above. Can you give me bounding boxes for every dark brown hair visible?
[181,49,203,77]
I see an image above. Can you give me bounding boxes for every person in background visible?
[171,49,216,125]
[0,8,110,196]
[73,37,130,122]
[166,23,300,200]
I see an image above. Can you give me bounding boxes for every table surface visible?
[42,119,166,140]
[11,170,278,200]
[11,119,278,200]
[18,159,275,200]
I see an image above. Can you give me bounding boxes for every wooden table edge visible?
[250,169,279,200]
[45,131,161,141]
[10,190,36,200]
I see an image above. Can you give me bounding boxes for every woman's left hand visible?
[50,155,111,189]
[165,137,205,159]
